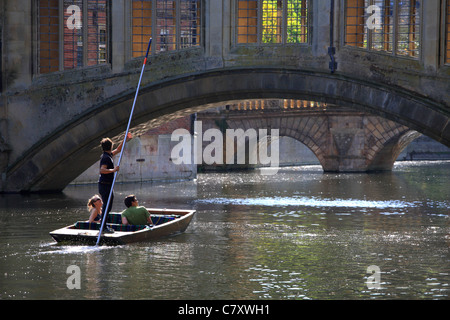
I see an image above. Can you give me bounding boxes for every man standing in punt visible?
[98,133,133,222]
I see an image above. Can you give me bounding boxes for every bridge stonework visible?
[197,104,419,172]
[0,1,449,192]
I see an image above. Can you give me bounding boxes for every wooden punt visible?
[49,208,195,245]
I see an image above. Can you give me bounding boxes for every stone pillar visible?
[0,117,11,191]
[322,115,418,172]
[0,2,7,187]
[312,0,332,57]
[111,0,127,73]
[2,0,32,91]
[1,0,32,191]
[421,0,441,70]
[324,116,367,172]
[205,0,224,68]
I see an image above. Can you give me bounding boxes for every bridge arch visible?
[215,108,420,173]
[5,68,450,192]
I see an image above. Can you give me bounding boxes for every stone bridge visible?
[197,101,421,172]
[0,0,449,192]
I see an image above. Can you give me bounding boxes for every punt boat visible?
[49,208,195,245]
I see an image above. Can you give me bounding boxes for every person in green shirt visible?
[121,195,153,225]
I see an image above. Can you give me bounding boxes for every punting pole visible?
[96,37,152,246]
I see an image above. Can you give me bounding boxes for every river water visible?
[0,161,449,300]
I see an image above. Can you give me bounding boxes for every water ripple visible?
[198,196,417,209]
[36,243,117,255]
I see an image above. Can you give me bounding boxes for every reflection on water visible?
[0,161,449,300]
[198,196,418,209]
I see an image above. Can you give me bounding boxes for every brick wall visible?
[145,115,192,135]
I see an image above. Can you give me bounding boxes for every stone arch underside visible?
[5,68,449,192]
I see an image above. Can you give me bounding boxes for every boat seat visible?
[110,224,148,232]
[150,215,176,225]
[73,221,102,230]
[105,213,123,224]
[106,213,177,225]
[73,221,148,232]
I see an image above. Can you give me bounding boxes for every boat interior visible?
[70,212,179,232]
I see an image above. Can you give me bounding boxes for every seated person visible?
[121,195,152,225]
[87,195,103,223]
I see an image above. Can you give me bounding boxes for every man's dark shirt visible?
[99,152,114,183]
